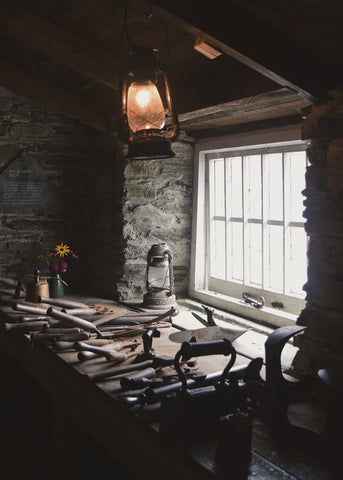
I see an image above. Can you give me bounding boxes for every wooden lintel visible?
[152,1,341,102]
[179,88,309,126]
[190,115,303,140]
[0,59,112,135]
[0,0,119,90]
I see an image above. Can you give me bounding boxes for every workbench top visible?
[0,293,334,480]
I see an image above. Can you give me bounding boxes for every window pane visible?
[264,153,283,221]
[229,222,243,282]
[287,151,307,222]
[290,227,307,297]
[210,219,226,279]
[228,157,242,217]
[246,155,262,219]
[212,159,225,217]
[248,223,262,286]
[203,144,308,318]
[268,224,284,292]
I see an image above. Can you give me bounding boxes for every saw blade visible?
[169,325,247,343]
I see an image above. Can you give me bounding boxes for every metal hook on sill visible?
[242,292,265,309]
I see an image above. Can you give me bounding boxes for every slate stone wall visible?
[0,86,195,302]
[293,88,343,376]
[0,86,118,293]
[117,134,195,303]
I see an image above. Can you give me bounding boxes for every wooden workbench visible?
[0,293,334,480]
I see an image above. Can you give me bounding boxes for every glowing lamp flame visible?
[127,80,165,133]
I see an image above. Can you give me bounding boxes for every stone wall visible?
[0,86,118,292]
[292,88,343,375]
[0,86,195,302]
[83,134,195,301]
[116,133,195,303]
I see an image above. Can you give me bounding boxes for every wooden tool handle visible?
[62,308,97,316]
[83,338,117,346]
[0,276,20,287]
[18,316,48,323]
[47,307,99,333]
[4,321,48,331]
[78,351,99,361]
[0,288,16,296]
[86,360,153,381]
[1,295,41,308]
[93,312,130,327]
[30,330,89,343]
[55,332,91,342]
[54,341,78,351]
[54,338,116,351]
[37,296,89,309]
[13,303,48,315]
[43,327,81,335]
[30,332,59,342]
[74,341,128,361]
[78,350,127,362]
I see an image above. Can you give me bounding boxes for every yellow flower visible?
[55,242,70,258]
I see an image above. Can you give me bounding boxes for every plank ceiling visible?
[0,0,342,138]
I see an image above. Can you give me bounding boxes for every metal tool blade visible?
[191,312,208,327]
[168,325,248,343]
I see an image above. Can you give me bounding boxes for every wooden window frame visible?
[190,127,309,328]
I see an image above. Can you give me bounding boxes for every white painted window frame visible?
[190,127,310,328]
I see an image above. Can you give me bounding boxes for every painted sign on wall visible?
[0,153,60,213]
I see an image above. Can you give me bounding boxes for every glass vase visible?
[48,272,64,298]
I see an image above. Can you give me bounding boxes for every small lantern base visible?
[126,137,176,160]
[143,290,178,312]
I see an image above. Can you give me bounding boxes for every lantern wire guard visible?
[119,0,179,160]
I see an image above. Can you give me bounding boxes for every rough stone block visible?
[9,123,52,138]
[327,139,343,167]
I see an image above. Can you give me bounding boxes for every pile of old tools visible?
[0,276,175,366]
[1,276,342,478]
[115,306,342,479]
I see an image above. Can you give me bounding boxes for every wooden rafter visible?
[0,58,111,134]
[152,1,341,102]
[179,88,307,126]
[0,0,119,90]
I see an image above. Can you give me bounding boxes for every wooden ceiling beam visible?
[190,115,303,140]
[0,0,119,90]
[178,88,308,126]
[152,1,341,102]
[0,58,111,134]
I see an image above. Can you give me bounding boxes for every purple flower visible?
[49,261,59,273]
[59,260,68,272]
